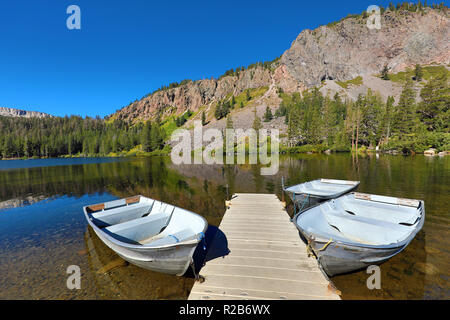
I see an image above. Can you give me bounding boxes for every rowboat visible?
[83,195,208,276]
[293,192,425,276]
[283,178,360,200]
[283,178,360,209]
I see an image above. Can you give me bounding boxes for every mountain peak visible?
[0,107,53,119]
[110,6,449,124]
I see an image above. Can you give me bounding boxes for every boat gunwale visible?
[292,195,425,250]
[83,195,208,251]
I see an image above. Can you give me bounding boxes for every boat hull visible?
[307,237,407,276]
[91,226,197,276]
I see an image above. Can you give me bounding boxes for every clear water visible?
[0,157,124,171]
[0,154,448,299]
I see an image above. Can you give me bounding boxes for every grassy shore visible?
[0,146,172,161]
[2,143,449,161]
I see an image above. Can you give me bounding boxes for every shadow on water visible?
[186,225,230,277]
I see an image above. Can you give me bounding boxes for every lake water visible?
[0,155,448,299]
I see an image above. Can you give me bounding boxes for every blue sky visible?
[0,0,444,117]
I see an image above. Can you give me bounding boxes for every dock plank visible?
[188,193,340,300]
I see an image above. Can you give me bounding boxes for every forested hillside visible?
[0,116,165,159]
[280,72,449,153]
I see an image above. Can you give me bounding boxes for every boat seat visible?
[141,228,196,247]
[91,202,151,227]
[324,210,413,245]
[103,213,170,244]
[341,200,421,225]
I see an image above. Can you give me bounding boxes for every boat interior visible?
[297,193,424,246]
[84,196,205,247]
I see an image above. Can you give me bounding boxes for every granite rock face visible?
[0,107,52,119]
[113,67,274,123]
[112,8,449,123]
[281,8,449,87]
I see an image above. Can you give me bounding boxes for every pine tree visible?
[418,73,449,131]
[252,108,262,132]
[414,64,423,82]
[389,2,395,11]
[246,90,251,101]
[231,96,236,108]
[3,136,13,158]
[68,136,73,155]
[352,95,365,152]
[394,79,417,135]
[361,90,384,147]
[287,106,301,147]
[141,122,151,152]
[23,137,29,158]
[201,111,206,126]
[277,87,284,95]
[381,64,390,80]
[214,103,223,120]
[383,96,395,143]
[82,138,88,155]
[150,123,164,151]
[263,106,273,122]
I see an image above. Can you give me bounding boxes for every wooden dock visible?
[188,193,341,300]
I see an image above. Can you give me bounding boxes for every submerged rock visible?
[424,148,437,156]
[414,262,439,275]
[97,258,128,274]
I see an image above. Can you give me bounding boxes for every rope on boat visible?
[307,238,333,257]
[317,238,333,252]
[169,234,180,243]
[298,194,310,212]
[293,194,310,221]
[306,241,315,258]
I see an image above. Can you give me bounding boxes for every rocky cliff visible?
[112,66,275,123]
[0,107,52,119]
[282,8,449,87]
[111,7,449,124]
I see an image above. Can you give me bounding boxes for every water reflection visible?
[0,157,123,171]
[84,226,194,299]
[0,154,448,299]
